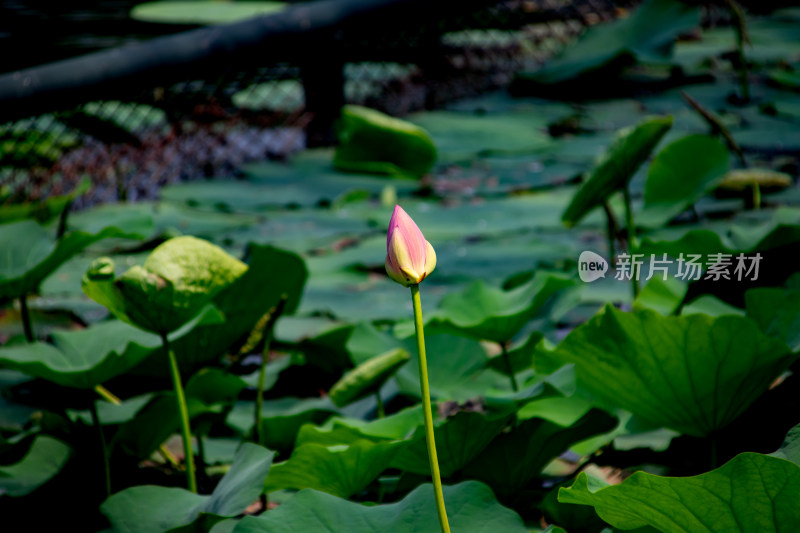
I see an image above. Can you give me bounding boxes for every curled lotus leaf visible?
[334,105,437,178]
[328,348,411,407]
[82,236,247,334]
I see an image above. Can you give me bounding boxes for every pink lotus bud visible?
[385,205,437,286]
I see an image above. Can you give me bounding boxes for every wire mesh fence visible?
[0,0,635,209]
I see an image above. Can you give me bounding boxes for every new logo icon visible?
[578,251,608,282]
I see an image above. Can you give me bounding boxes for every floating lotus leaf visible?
[716,168,792,192]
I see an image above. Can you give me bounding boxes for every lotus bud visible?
[385,205,436,286]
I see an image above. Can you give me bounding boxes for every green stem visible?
[726,0,750,102]
[500,342,518,393]
[752,183,761,210]
[89,399,111,497]
[410,284,451,533]
[19,294,34,343]
[375,391,385,419]
[56,199,72,240]
[254,347,269,446]
[94,385,122,405]
[622,186,639,299]
[161,332,197,493]
[253,296,287,446]
[601,200,619,262]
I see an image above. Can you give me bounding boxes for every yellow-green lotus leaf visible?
[82,236,247,334]
[716,169,792,191]
[334,105,437,178]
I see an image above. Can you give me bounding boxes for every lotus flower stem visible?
[161,332,197,493]
[94,385,122,405]
[499,342,518,393]
[601,201,619,264]
[411,284,451,533]
[375,391,385,419]
[253,297,287,446]
[19,294,34,343]
[622,185,639,299]
[724,0,750,102]
[253,352,268,445]
[89,399,112,497]
[752,183,761,210]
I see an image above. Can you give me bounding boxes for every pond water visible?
[0,1,185,74]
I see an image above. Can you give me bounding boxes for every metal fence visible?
[0,0,633,208]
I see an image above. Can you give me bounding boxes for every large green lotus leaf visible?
[243,149,419,191]
[82,235,246,334]
[0,306,222,388]
[0,220,139,299]
[562,116,673,226]
[328,349,410,407]
[101,443,274,533]
[393,334,509,401]
[462,409,617,499]
[639,135,730,227]
[0,320,156,389]
[68,393,154,427]
[131,1,286,24]
[226,397,338,454]
[345,322,402,366]
[519,0,700,84]
[745,288,800,352]
[536,306,794,437]
[264,439,405,498]
[334,105,436,177]
[772,423,800,466]
[681,295,744,318]
[185,367,247,406]
[632,276,687,316]
[0,436,71,497]
[167,161,419,212]
[68,201,256,244]
[391,411,511,477]
[559,453,800,532]
[234,480,528,533]
[131,244,307,376]
[296,405,425,447]
[407,109,552,164]
[421,272,574,343]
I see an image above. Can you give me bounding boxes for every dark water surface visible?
[0,1,188,74]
